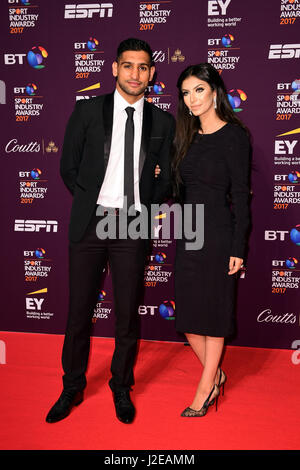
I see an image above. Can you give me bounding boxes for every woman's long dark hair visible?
[172,63,249,197]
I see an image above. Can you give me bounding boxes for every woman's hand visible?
[155,164,161,178]
[228,257,243,275]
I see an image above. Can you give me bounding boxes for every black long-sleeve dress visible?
[174,122,251,337]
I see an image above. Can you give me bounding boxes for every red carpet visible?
[0,331,299,450]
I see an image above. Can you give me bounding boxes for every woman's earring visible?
[214,96,217,109]
[189,109,193,116]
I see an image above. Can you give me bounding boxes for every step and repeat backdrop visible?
[1,0,299,349]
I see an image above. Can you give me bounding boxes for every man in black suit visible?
[46,38,175,424]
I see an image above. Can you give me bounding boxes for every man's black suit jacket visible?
[60,92,176,242]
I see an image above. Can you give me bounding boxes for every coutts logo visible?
[5,139,40,153]
[257,308,296,324]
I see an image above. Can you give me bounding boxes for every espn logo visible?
[268,44,300,59]
[64,3,113,18]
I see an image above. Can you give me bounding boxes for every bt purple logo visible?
[227,88,247,112]
[35,248,45,259]
[87,37,99,51]
[285,257,298,269]
[159,300,175,320]
[26,83,37,95]
[288,170,300,183]
[155,252,166,264]
[153,82,165,95]
[98,290,106,301]
[290,225,300,246]
[27,46,48,69]
[222,34,234,47]
[31,168,41,179]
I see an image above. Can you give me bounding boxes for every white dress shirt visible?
[97,89,144,211]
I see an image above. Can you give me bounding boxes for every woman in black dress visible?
[172,64,251,417]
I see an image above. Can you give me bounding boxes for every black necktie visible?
[124,106,135,211]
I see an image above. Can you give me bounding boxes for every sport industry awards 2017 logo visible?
[279,0,300,25]
[139,2,172,31]
[272,256,300,295]
[273,170,300,210]
[144,252,172,288]
[146,81,172,111]
[74,38,105,79]
[92,290,112,322]
[207,33,241,71]
[14,83,44,121]
[23,248,52,283]
[276,79,300,120]
[8,0,40,34]
[18,168,48,204]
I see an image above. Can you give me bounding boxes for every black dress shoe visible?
[112,390,135,424]
[46,389,83,423]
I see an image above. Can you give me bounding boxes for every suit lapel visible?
[139,99,152,178]
[102,92,114,172]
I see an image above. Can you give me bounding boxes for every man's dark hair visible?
[116,38,153,65]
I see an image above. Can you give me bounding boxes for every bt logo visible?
[159,301,175,320]
[98,290,106,301]
[24,249,46,259]
[208,34,234,47]
[138,305,158,316]
[277,79,300,92]
[74,38,99,51]
[4,53,26,65]
[27,46,48,69]
[272,258,298,269]
[222,34,234,47]
[19,169,41,179]
[228,89,247,112]
[265,226,300,245]
[8,0,30,4]
[274,171,300,183]
[4,46,48,68]
[153,82,165,95]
